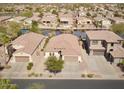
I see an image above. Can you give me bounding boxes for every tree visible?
[111,23,124,34]
[28,83,45,89]
[20,11,33,18]
[45,56,64,75]
[0,79,17,89]
[86,12,91,17]
[0,26,7,34]
[31,21,39,33]
[7,21,21,39]
[0,33,10,65]
[52,10,58,15]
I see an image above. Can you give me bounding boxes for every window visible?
[111,43,114,46]
[92,40,98,45]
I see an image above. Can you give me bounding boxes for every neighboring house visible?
[94,17,112,28]
[44,34,82,62]
[7,16,27,23]
[39,12,58,29]
[23,16,41,28]
[86,31,124,63]
[0,16,12,24]
[102,18,112,29]
[10,32,45,62]
[58,12,76,28]
[77,17,92,28]
[78,11,87,17]
[107,17,124,24]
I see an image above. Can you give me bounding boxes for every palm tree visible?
[0,33,10,65]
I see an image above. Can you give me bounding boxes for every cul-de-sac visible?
[0,3,124,80]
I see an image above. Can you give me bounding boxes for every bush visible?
[28,63,33,67]
[45,56,64,74]
[27,62,33,70]
[27,65,32,70]
[40,73,43,77]
[49,75,53,78]
[81,74,85,78]
[34,74,39,77]
[87,74,94,78]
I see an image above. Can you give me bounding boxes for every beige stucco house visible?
[107,17,124,24]
[7,16,27,23]
[77,17,92,28]
[0,16,12,24]
[10,32,45,63]
[86,31,124,63]
[44,34,82,62]
[39,12,58,29]
[58,12,76,29]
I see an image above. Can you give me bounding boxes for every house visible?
[77,17,92,28]
[23,16,41,28]
[86,31,124,63]
[8,16,27,23]
[44,34,82,62]
[107,17,124,24]
[58,11,76,28]
[78,10,87,17]
[101,18,112,29]
[93,17,112,28]
[39,12,58,29]
[10,32,45,62]
[0,16,12,24]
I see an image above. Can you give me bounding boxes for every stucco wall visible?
[90,40,102,46]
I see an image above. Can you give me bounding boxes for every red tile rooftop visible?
[45,34,82,56]
[12,32,45,55]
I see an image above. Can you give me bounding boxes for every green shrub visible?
[28,62,33,67]
[49,75,52,78]
[34,74,39,77]
[27,65,32,70]
[87,74,94,78]
[40,73,43,77]
[81,74,85,78]
[30,72,35,76]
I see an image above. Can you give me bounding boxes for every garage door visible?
[15,56,29,62]
[64,56,78,62]
[93,50,104,55]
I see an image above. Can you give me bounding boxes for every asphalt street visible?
[11,79,124,89]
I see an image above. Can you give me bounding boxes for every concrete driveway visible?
[1,62,28,78]
[59,61,86,78]
[87,56,118,78]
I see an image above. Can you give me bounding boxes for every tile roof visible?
[0,16,12,22]
[41,12,57,22]
[12,32,45,55]
[86,31,123,43]
[45,34,82,56]
[110,46,124,58]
